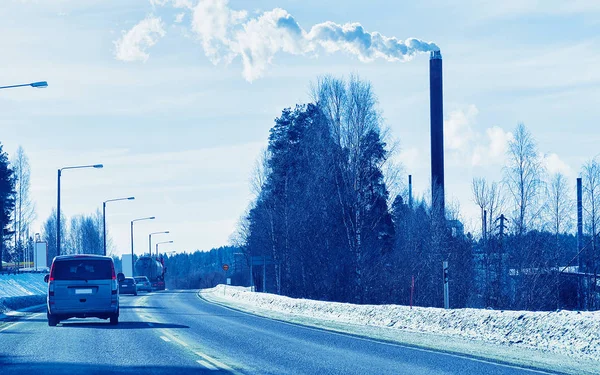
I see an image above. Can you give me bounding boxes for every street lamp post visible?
[57,164,103,256]
[131,217,155,276]
[0,81,48,90]
[149,231,170,257]
[156,241,174,257]
[102,197,135,256]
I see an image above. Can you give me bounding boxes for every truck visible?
[134,256,166,290]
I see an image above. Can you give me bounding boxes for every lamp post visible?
[131,217,155,276]
[156,241,174,257]
[102,197,135,256]
[57,164,103,256]
[149,231,169,257]
[0,81,48,90]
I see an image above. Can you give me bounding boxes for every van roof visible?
[53,254,113,261]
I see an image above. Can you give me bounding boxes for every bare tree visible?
[546,172,573,308]
[547,172,573,237]
[486,181,505,237]
[11,146,36,264]
[249,148,270,199]
[472,177,490,239]
[314,75,391,302]
[581,157,600,309]
[504,123,545,236]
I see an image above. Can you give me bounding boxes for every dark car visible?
[118,277,137,295]
[134,276,152,292]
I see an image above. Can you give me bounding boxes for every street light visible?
[57,164,103,256]
[131,216,155,276]
[0,81,48,90]
[103,197,135,256]
[149,231,170,257]
[156,241,174,257]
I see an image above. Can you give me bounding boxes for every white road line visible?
[0,312,43,333]
[196,360,218,370]
[160,336,171,342]
[0,321,21,332]
[194,351,234,371]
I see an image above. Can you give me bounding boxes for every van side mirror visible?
[117,273,125,282]
[44,274,49,283]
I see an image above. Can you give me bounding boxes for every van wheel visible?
[48,314,59,327]
[109,314,118,325]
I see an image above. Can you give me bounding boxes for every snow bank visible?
[0,273,47,298]
[0,273,47,315]
[201,285,600,368]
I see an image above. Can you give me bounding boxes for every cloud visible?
[471,126,514,166]
[440,104,514,167]
[398,147,420,172]
[126,0,438,81]
[175,12,185,23]
[444,104,478,151]
[544,152,572,176]
[114,15,166,62]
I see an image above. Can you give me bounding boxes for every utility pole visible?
[443,261,449,309]
[262,255,267,293]
[577,177,584,310]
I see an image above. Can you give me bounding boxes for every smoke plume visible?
[118,0,439,81]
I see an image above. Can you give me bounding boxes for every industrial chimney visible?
[429,50,445,217]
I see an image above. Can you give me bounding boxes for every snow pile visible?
[0,295,46,315]
[0,273,47,298]
[201,285,600,363]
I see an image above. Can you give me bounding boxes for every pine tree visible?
[0,142,16,269]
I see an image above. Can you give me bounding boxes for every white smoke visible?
[114,15,166,62]
[118,0,439,81]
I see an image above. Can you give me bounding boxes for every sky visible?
[1,0,599,256]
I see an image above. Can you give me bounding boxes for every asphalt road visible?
[0,290,558,375]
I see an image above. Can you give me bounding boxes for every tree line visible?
[0,144,36,270]
[229,75,599,311]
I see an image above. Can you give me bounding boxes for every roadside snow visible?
[0,273,47,298]
[0,274,47,315]
[201,285,600,375]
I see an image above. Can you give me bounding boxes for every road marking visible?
[194,351,234,371]
[196,360,218,370]
[159,329,189,347]
[147,322,154,327]
[160,336,171,342]
[0,321,21,332]
[0,312,43,333]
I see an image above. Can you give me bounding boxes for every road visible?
[0,290,558,375]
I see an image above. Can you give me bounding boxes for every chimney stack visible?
[429,50,445,216]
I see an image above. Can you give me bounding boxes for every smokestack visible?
[408,175,413,209]
[430,50,445,216]
[577,177,583,270]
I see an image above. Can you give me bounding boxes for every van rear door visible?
[52,259,113,312]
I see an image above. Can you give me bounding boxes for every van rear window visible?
[53,259,112,280]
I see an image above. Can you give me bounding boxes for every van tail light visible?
[49,281,55,296]
[49,262,55,282]
[111,263,116,280]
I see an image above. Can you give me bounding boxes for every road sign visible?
[222,264,229,271]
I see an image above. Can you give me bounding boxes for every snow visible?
[201,285,600,375]
[0,273,48,298]
[0,273,48,315]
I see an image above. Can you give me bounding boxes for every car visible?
[119,277,137,295]
[134,276,152,292]
[45,254,123,326]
